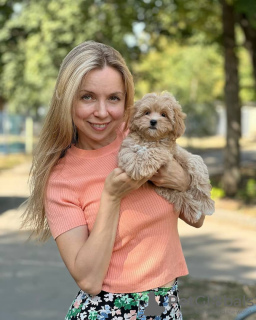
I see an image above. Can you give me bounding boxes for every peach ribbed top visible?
[45,122,188,293]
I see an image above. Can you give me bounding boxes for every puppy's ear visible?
[128,101,139,131]
[173,104,186,139]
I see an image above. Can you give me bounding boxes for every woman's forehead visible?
[80,67,125,92]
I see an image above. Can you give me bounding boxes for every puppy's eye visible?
[161,113,167,117]
[145,111,150,115]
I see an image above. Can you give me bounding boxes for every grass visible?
[210,166,256,211]
[0,153,32,172]
[178,276,256,320]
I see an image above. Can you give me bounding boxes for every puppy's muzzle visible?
[149,119,157,129]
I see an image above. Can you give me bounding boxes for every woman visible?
[22,41,207,320]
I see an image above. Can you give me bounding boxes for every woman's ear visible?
[173,104,186,139]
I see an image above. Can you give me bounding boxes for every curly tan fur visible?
[118,92,215,223]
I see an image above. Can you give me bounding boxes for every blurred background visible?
[0,0,256,319]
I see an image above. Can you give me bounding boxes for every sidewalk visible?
[0,161,256,320]
[0,162,79,320]
[178,211,256,285]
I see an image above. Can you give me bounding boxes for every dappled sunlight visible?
[0,231,78,320]
[178,213,256,285]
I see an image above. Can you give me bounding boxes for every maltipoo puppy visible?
[118,92,215,223]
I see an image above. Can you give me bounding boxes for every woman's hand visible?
[104,168,150,202]
[179,211,205,228]
[149,159,191,192]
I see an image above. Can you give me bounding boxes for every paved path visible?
[0,162,79,320]
[200,148,256,175]
[0,160,256,320]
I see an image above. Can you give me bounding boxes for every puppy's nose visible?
[150,119,157,126]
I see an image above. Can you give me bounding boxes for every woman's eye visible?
[109,96,120,101]
[82,95,92,100]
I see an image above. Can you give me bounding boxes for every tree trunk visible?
[0,97,5,112]
[238,13,256,92]
[221,0,241,197]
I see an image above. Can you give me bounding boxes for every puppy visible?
[118,92,215,223]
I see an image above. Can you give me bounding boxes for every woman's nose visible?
[94,100,109,117]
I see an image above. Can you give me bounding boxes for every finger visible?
[129,175,147,184]
[172,159,181,168]
[141,176,150,184]
[115,167,125,174]
[117,172,130,181]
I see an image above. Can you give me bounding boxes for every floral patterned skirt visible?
[65,278,182,320]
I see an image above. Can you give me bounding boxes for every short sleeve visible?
[45,176,87,240]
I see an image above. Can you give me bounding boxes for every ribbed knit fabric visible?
[45,122,189,293]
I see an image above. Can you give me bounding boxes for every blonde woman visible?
[22,41,206,320]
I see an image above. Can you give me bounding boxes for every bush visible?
[237,178,256,204]
[211,186,225,200]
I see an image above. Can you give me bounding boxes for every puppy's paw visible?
[182,207,202,223]
[118,145,151,179]
[201,197,215,216]
[173,192,202,223]
[193,210,202,222]
[118,144,170,180]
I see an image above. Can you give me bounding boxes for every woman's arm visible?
[56,190,121,296]
[149,158,209,228]
[53,168,149,296]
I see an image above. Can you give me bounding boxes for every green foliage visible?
[211,186,225,200]
[0,0,137,114]
[211,177,256,204]
[133,37,222,136]
[133,0,223,46]
[235,0,256,28]
[184,102,218,137]
[0,0,255,119]
[134,37,224,103]
[236,26,256,101]
[238,45,256,102]
[237,178,256,204]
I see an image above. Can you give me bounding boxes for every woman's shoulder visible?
[48,156,69,183]
[47,159,77,196]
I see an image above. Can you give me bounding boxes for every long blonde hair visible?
[21,41,135,242]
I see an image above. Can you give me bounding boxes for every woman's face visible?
[73,66,125,150]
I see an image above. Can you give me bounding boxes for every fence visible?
[216,104,256,138]
[0,111,34,154]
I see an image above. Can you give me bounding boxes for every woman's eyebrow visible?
[79,90,125,95]
[79,89,94,93]
[110,91,125,95]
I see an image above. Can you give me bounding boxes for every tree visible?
[133,37,223,136]
[1,0,255,197]
[0,0,21,111]
[221,0,241,196]
[0,0,139,115]
[117,0,241,195]
[236,0,256,94]
[117,0,253,197]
